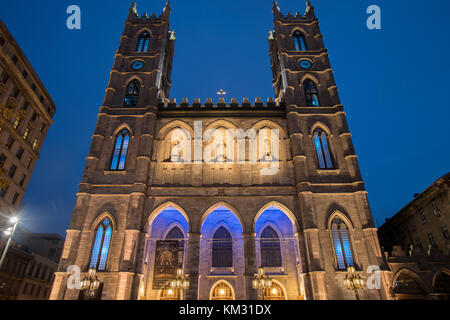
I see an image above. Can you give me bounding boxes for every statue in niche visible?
[170,133,183,162]
[214,131,226,162]
[261,128,272,161]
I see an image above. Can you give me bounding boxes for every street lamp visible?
[343,266,365,300]
[170,267,189,300]
[0,204,24,271]
[80,268,101,299]
[252,266,273,300]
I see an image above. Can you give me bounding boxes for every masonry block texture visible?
[50,2,389,300]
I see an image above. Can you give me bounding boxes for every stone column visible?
[185,232,201,300]
[243,232,258,300]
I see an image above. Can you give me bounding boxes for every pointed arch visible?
[209,280,235,300]
[89,217,114,271]
[145,201,191,233]
[310,121,332,136]
[200,201,245,233]
[393,268,428,296]
[136,30,151,52]
[157,120,194,140]
[263,279,287,300]
[327,211,354,230]
[313,126,334,169]
[110,128,130,170]
[328,212,355,270]
[254,201,299,233]
[204,119,238,132]
[91,211,117,231]
[303,78,320,106]
[123,79,141,107]
[163,222,187,240]
[212,226,233,268]
[260,225,282,267]
[292,30,307,51]
[113,123,133,137]
[433,269,450,295]
[251,120,288,139]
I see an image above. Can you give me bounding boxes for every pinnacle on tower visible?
[128,1,138,20]
[305,1,315,19]
[272,1,281,19]
[161,1,171,20]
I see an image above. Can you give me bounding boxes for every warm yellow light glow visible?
[168,289,173,295]
[219,289,225,296]
[272,288,277,295]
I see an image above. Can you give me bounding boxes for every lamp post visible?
[0,204,24,271]
[343,266,365,300]
[170,267,189,300]
[80,268,101,300]
[252,266,273,300]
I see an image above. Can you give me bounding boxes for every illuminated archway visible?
[210,280,235,300]
[262,280,287,300]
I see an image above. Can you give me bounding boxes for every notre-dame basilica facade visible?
[50,1,391,300]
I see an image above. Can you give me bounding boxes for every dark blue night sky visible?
[1,0,449,236]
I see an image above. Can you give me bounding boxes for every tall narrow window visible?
[313,128,333,169]
[303,79,320,106]
[165,226,184,268]
[137,32,150,52]
[293,31,307,51]
[212,226,232,268]
[89,218,113,271]
[110,129,130,171]
[331,217,354,270]
[123,80,140,107]
[260,226,282,267]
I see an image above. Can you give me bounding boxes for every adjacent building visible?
[0,20,56,218]
[378,173,450,300]
[0,226,63,300]
[51,2,391,300]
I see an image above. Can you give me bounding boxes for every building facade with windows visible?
[50,2,390,300]
[0,226,61,300]
[378,173,450,300]
[0,20,56,218]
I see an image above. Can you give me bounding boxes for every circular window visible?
[131,60,144,70]
[299,60,312,69]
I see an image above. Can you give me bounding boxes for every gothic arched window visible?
[303,79,320,106]
[166,226,184,239]
[137,32,150,52]
[260,226,282,267]
[331,217,354,270]
[212,226,232,268]
[89,218,113,271]
[110,129,130,171]
[293,30,307,51]
[123,80,140,107]
[313,128,334,169]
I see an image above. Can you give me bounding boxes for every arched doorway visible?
[158,281,182,300]
[262,280,287,300]
[393,272,428,300]
[433,271,450,300]
[144,204,189,300]
[210,280,234,300]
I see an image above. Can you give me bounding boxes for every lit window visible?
[260,226,282,267]
[331,217,354,270]
[13,117,21,129]
[313,128,334,169]
[32,139,39,151]
[212,226,232,268]
[303,79,320,106]
[293,30,307,51]
[110,129,130,170]
[136,32,150,52]
[23,128,30,140]
[123,80,140,107]
[89,218,113,271]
